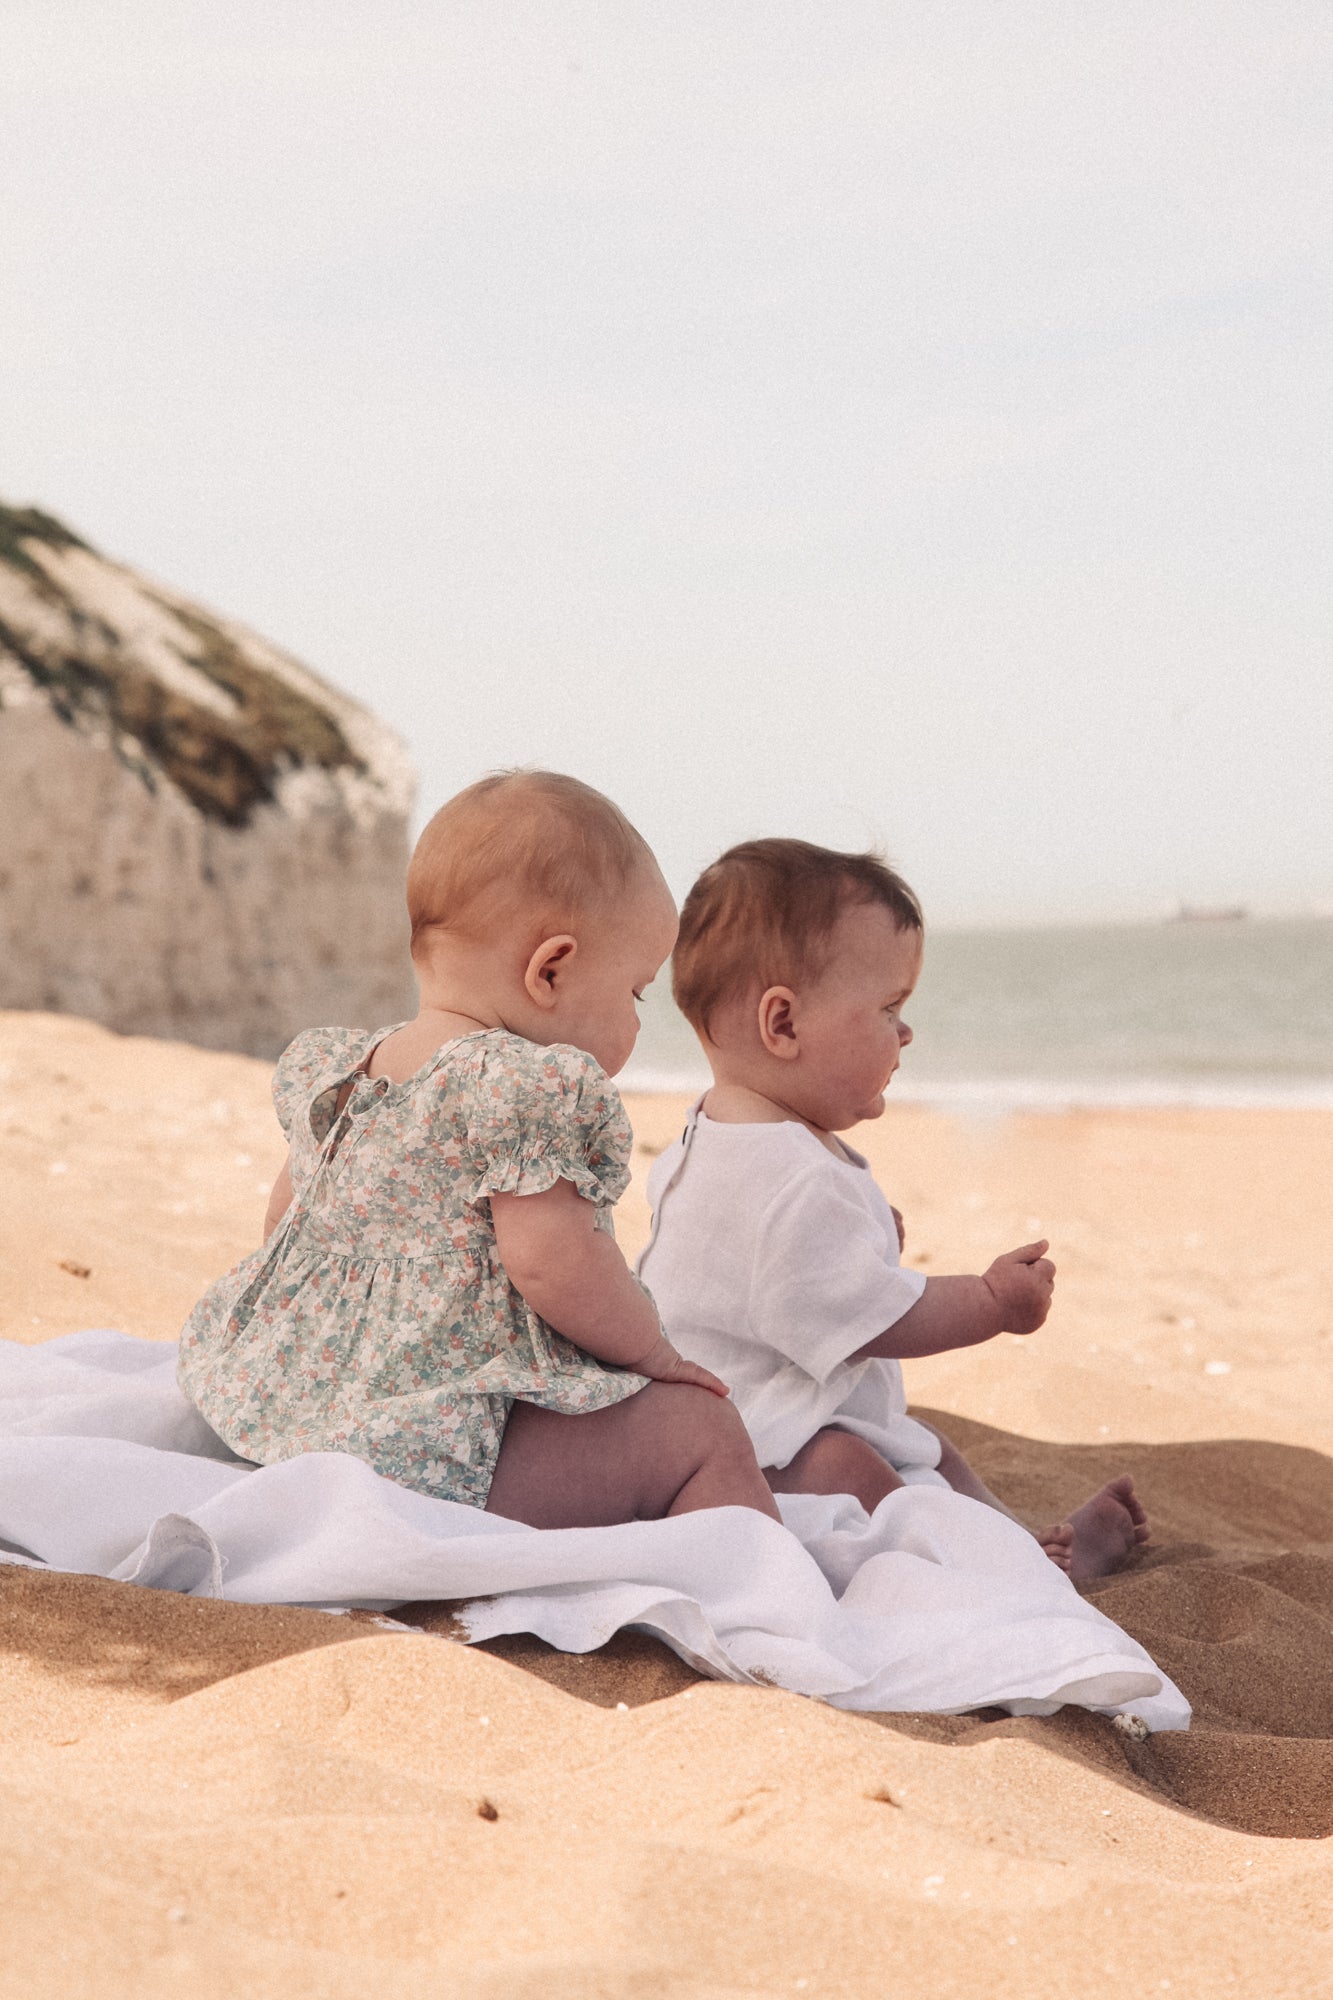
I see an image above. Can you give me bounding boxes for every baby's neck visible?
[418,1001,497,1035]
[701,1077,842,1155]
[367,1006,498,1083]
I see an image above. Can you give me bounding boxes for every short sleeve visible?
[463,1038,632,1208]
[748,1164,926,1382]
[271,1027,366,1142]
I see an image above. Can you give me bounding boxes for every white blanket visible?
[0,1331,1189,1730]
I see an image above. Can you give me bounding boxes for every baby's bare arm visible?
[849,1240,1055,1363]
[261,1153,296,1243]
[490,1180,728,1394]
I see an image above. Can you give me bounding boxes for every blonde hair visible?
[673,838,922,1037]
[407,769,654,951]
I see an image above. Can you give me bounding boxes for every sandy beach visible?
[3,1009,1331,1997]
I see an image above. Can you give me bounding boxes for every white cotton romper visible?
[638,1107,947,1483]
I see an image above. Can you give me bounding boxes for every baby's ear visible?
[757,985,799,1058]
[524,934,577,1008]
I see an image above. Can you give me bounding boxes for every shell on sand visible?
[3,1011,1332,1998]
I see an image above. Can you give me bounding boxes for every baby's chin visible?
[833,1091,887,1130]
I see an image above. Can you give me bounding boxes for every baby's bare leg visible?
[928,1429,1022,1518]
[484,1383,782,1529]
[928,1426,1073,1566]
[922,1423,1149,1579]
[765,1428,904,1513]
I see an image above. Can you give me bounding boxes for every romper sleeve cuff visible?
[467,1040,633,1208]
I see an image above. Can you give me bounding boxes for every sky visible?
[3,1,1331,924]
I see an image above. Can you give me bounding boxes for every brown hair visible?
[673,837,922,1037]
[407,769,654,951]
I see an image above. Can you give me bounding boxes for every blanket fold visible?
[0,1330,1190,1730]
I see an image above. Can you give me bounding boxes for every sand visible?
[2,1009,1331,1997]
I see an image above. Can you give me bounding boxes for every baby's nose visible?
[898,1019,914,1047]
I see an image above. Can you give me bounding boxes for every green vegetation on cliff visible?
[0,501,366,827]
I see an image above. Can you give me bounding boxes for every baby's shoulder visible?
[451,1030,608,1099]
[654,1116,829,1210]
[710,1115,833,1177]
[449,1032,631,1203]
[448,1032,627,1138]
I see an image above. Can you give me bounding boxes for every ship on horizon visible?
[1168,902,1249,924]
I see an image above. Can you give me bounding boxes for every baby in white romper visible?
[638,837,1150,1583]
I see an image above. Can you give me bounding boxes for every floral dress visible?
[177,1027,650,1506]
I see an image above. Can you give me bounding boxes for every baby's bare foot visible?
[1061,1475,1150,1582]
[1037,1520,1073,1572]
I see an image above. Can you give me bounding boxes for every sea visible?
[620,917,1333,1112]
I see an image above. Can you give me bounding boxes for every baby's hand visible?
[982,1240,1055,1335]
[631,1331,730,1398]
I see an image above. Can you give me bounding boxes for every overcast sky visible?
[3,2,1331,923]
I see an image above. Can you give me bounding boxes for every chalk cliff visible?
[0,502,416,1056]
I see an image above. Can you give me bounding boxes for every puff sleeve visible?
[463,1040,632,1208]
[270,1026,369,1197]
[271,1030,338,1140]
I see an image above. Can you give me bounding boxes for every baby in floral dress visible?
[178,770,780,1528]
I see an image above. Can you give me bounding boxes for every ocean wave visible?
[623,917,1333,1113]
[618,1065,1333,1112]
